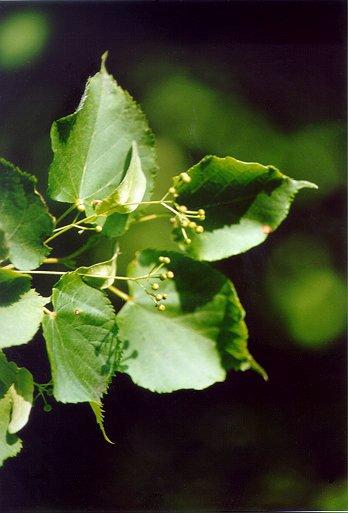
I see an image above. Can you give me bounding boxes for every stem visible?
[43,258,60,264]
[135,213,170,224]
[108,285,131,302]
[55,204,76,225]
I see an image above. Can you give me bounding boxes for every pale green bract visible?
[117,250,266,393]
[42,272,122,403]
[94,141,147,215]
[8,368,34,434]
[77,244,119,289]
[173,155,317,261]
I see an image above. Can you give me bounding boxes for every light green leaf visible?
[0,158,54,270]
[0,268,31,305]
[0,393,22,466]
[94,141,147,216]
[47,54,157,220]
[77,244,119,289]
[90,401,114,444]
[8,367,34,434]
[42,272,122,403]
[117,250,265,393]
[173,155,317,261]
[0,285,48,349]
[0,354,33,466]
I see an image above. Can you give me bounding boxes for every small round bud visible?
[178,205,187,213]
[169,217,177,224]
[184,238,192,245]
[74,309,80,315]
[181,220,188,228]
[168,187,177,195]
[166,271,174,279]
[188,221,197,229]
[95,225,103,233]
[173,193,179,198]
[180,172,191,183]
[43,404,52,413]
[156,294,163,301]
[162,294,168,300]
[158,304,166,312]
[163,256,171,264]
[151,283,160,290]
[195,226,204,234]
[77,203,85,212]
[160,273,167,281]
[199,214,206,221]
[159,256,165,263]
[198,209,205,216]
[91,199,102,207]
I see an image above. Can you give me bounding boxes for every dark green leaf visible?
[0,268,31,305]
[117,250,266,393]
[0,393,22,466]
[173,156,317,261]
[0,158,54,269]
[42,272,122,403]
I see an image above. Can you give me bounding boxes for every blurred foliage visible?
[265,234,346,348]
[314,479,348,509]
[0,11,50,70]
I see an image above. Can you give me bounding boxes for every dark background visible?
[0,1,346,511]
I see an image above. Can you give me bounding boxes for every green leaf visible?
[90,401,114,444]
[0,351,17,399]
[0,393,22,466]
[77,244,119,289]
[0,354,33,466]
[42,272,122,403]
[8,367,34,434]
[117,250,265,393]
[0,158,54,270]
[0,268,31,305]
[0,282,48,349]
[173,156,317,261]
[47,54,157,219]
[94,141,147,215]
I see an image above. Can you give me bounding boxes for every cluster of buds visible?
[168,204,205,245]
[138,256,175,312]
[165,173,206,245]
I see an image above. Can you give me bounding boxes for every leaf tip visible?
[101,51,109,72]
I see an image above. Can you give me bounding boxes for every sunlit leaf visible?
[117,250,265,393]
[173,155,317,261]
[42,272,122,403]
[8,368,34,434]
[90,401,114,444]
[47,54,157,221]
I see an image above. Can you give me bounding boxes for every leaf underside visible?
[42,272,122,403]
[117,250,266,393]
[0,353,34,466]
[173,155,317,261]
[0,159,54,270]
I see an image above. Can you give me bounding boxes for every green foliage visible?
[0,158,54,269]
[172,155,316,261]
[42,272,121,403]
[118,250,266,392]
[0,352,34,465]
[0,55,316,466]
